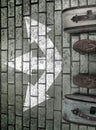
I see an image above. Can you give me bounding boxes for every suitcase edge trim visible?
[63,116,96,127]
[64,24,96,33]
[62,4,96,13]
[65,94,96,103]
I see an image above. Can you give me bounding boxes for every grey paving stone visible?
[89,89,96,95]
[79,0,88,5]
[62,123,70,130]
[31,73,38,86]
[31,106,38,118]
[16,116,22,130]
[16,6,22,27]
[71,0,78,7]
[63,48,70,73]
[31,119,37,130]
[54,85,61,110]
[1,51,7,71]
[8,40,15,61]
[23,0,30,15]
[63,75,71,97]
[71,87,80,94]
[8,126,14,130]
[80,87,87,94]
[16,96,22,115]
[71,36,79,61]
[89,62,96,74]
[71,124,78,130]
[8,18,14,39]
[1,114,7,130]
[88,127,96,130]
[46,120,53,130]
[1,94,7,113]
[54,111,61,130]
[8,84,15,105]
[1,0,7,6]
[31,0,38,3]
[38,107,45,127]
[1,8,7,28]
[55,36,61,54]
[47,2,54,25]
[16,73,22,95]
[55,71,61,85]
[8,68,14,83]
[23,18,30,38]
[16,0,22,5]
[55,11,61,35]
[80,55,88,73]
[1,73,7,93]
[23,39,30,53]
[63,0,70,9]
[63,33,70,47]
[47,25,54,46]
[23,110,30,127]
[79,125,87,130]
[1,29,7,50]
[23,127,29,130]
[23,74,30,84]
[88,0,96,5]
[8,0,14,17]
[39,13,46,34]
[8,105,15,125]
[39,0,46,12]
[71,62,79,75]
[31,4,38,14]
[71,62,79,87]
[80,33,88,39]
[16,28,22,49]
[46,98,54,119]
[55,0,61,10]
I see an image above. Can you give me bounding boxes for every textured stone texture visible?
[1,0,96,130]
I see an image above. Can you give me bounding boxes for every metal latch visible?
[90,106,96,114]
[71,10,96,23]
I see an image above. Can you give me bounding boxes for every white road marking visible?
[6,17,62,111]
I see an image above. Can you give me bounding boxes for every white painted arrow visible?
[6,17,62,111]
[23,17,62,111]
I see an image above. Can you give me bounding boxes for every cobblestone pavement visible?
[1,0,96,130]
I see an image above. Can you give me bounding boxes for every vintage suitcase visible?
[63,5,96,33]
[63,94,96,126]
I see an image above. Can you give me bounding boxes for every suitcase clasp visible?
[71,10,96,23]
[90,106,96,114]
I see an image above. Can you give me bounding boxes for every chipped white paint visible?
[6,17,62,111]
